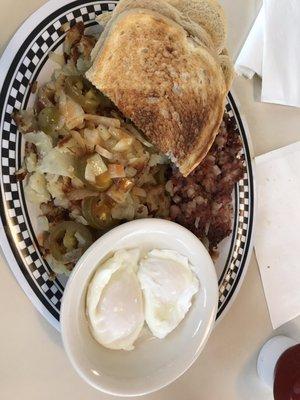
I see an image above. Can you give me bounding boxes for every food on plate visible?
[87,0,233,177]
[96,0,228,55]
[47,221,93,265]
[138,249,199,339]
[86,249,144,351]
[13,0,244,276]
[86,248,199,350]
[166,115,245,253]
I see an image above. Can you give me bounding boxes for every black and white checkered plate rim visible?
[0,0,255,330]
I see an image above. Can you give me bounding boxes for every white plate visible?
[0,0,255,330]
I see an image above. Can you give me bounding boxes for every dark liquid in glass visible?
[274,344,300,400]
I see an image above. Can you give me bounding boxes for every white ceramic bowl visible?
[61,219,218,397]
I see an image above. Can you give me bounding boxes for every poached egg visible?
[86,248,199,350]
[138,249,199,339]
[86,248,144,351]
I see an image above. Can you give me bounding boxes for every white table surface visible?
[1,1,300,399]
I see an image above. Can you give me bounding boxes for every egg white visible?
[138,249,199,339]
[86,248,144,351]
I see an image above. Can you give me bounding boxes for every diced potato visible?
[24,131,53,157]
[165,180,174,196]
[83,128,101,151]
[85,153,107,183]
[25,172,50,204]
[53,197,70,209]
[108,164,125,178]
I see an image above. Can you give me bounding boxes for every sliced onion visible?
[132,187,147,197]
[95,144,113,160]
[59,92,85,130]
[195,216,201,229]
[98,126,111,141]
[113,138,133,152]
[84,114,121,128]
[109,127,129,139]
[125,166,137,178]
[71,130,86,148]
[71,177,85,189]
[67,189,98,201]
[125,124,153,147]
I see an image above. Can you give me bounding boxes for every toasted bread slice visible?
[93,0,232,86]
[95,0,227,53]
[86,9,227,176]
[94,0,214,53]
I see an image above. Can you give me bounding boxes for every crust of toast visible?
[166,0,227,54]
[94,0,227,53]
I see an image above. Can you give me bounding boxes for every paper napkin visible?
[235,5,263,79]
[235,0,300,108]
[255,142,300,329]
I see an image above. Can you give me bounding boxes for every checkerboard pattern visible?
[218,100,251,310]
[0,2,118,317]
[0,1,253,323]
[218,178,249,305]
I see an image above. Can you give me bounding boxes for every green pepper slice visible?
[65,76,113,113]
[37,107,60,137]
[82,197,115,230]
[49,221,93,262]
[74,157,112,191]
